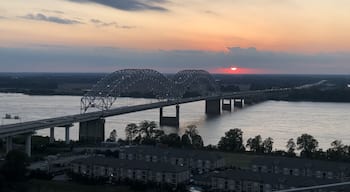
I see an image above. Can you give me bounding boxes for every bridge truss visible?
[81,69,220,112]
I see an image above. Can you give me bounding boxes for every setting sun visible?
[231,67,238,71]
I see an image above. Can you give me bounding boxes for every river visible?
[1,93,349,150]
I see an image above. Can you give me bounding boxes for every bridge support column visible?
[25,134,32,157]
[79,119,105,143]
[50,127,55,144]
[222,99,232,111]
[65,126,70,145]
[159,105,180,127]
[234,98,245,108]
[205,99,221,115]
[6,136,13,154]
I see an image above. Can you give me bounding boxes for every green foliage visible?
[297,134,319,158]
[124,121,165,145]
[246,135,263,153]
[218,129,245,152]
[160,133,182,147]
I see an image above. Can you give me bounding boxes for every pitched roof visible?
[120,145,224,161]
[72,156,189,173]
[251,156,350,172]
[211,169,340,187]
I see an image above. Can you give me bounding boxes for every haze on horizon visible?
[0,0,350,74]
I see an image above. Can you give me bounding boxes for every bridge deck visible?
[0,88,291,138]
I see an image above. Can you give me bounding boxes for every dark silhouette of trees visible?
[218,128,245,152]
[125,123,138,144]
[106,129,117,142]
[1,150,29,181]
[327,140,348,161]
[262,137,274,154]
[297,134,319,158]
[181,134,192,147]
[124,121,164,145]
[286,138,296,157]
[246,135,263,153]
[192,135,204,148]
[160,133,182,147]
[180,125,203,148]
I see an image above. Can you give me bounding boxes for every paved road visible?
[0,88,293,138]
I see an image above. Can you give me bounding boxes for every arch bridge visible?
[81,69,220,112]
[0,68,314,157]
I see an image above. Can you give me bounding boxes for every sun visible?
[230,67,238,71]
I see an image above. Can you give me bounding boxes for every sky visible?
[0,0,350,74]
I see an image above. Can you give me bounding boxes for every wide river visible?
[1,93,349,150]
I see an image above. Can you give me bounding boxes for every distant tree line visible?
[120,121,350,162]
[122,121,203,149]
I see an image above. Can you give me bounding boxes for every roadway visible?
[0,87,293,138]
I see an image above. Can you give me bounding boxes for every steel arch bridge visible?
[81,69,220,112]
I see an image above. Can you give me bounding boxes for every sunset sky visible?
[1,0,350,74]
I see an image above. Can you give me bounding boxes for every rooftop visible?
[72,156,189,173]
[209,169,341,187]
[119,145,224,161]
[252,156,350,172]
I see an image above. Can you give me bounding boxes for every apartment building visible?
[71,156,190,186]
[119,145,225,172]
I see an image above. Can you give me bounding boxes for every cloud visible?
[0,45,349,74]
[20,13,83,25]
[41,9,65,14]
[91,19,117,27]
[68,0,169,12]
[90,19,135,29]
[203,10,219,16]
[0,16,7,19]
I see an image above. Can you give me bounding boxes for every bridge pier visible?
[65,125,70,144]
[159,105,180,127]
[6,136,13,154]
[79,119,105,143]
[234,98,245,108]
[50,127,55,144]
[222,99,232,111]
[205,99,221,115]
[25,134,32,157]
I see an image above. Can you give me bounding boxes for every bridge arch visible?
[173,70,220,97]
[81,69,175,112]
[81,69,220,112]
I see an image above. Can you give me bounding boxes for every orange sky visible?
[1,0,350,52]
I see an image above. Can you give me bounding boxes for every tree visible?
[125,123,138,143]
[185,125,198,138]
[217,129,245,152]
[139,120,157,139]
[297,134,319,158]
[262,137,274,154]
[107,129,117,142]
[286,138,296,157]
[160,133,182,147]
[192,135,204,148]
[180,125,203,148]
[246,135,263,153]
[1,150,29,181]
[327,140,347,160]
[181,134,192,147]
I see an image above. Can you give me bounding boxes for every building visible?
[205,169,345,192]
[118,146,225,173]
[29,155,89,176]
[70,156,190,186]
[251,156,350,181]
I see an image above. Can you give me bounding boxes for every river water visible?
[1,93,349,150]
